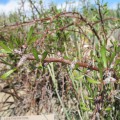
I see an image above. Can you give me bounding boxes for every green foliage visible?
[86,76,100,84]
[1,68,16,79]
[0,41,12,53]
[100,44,107,68]
[27,26,35,44]
[32,48,39,61]
[0,0,120,119]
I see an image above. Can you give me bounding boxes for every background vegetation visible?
[0,0,120,119]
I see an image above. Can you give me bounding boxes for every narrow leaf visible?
[105,107,112,111]
[76,75,84,80]
[100,46,107,68]
[0,58,12,66]
[87,76,100,84]
[27,26,34,44]
[32,48,39,61]
[0,42,12,53]
[81,106,90,111]
[1,68,16,79]
[42,51,48,61]
[109,51,116,65]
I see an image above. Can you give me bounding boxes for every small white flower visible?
[110,77,116,82]
[83,44,89,48]
[38,55,42,59]
[103,77,110,84]
[70,60,77,69]
[57,52,61,56]
[61,108,63,113]
[14,49,22,55]
[57,52,62,58]
[103,76,116,84]
[70,62,75,69]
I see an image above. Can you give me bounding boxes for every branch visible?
[44,58,99,71]
[0,53,99,71]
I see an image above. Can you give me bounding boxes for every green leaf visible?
[63,56,70,60]
[27,26,34,44]
[81,106,90,111]
[105,107,112,111]
[94,55,101,63]
[76,75,84,80]
[115,59,120,66]
[11,35,19,47]
[0,42,12,53]
[58,46,65,52]
[29,35,38,44]
[84,96,93,100]
[87,76,100,84]
[100,46,107,68]
[74,64,79,70]
[32,48,39,61]
[42,51,48,61]
[1,68,17,79]
[80,102,90,111]
[0,58,12,66]
[109,51,116,65]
